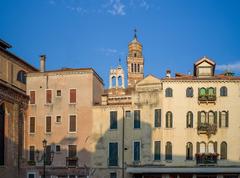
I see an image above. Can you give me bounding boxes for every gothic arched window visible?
[219,111,228,128]
[186,111,193,128]
[220,142,227,160]
[166,111,173,128]
[165,142,172,160]
[186,142,193,160]
[220,86,228,96]
[186,87,193,97]
[17,70,26,84]
[165,88,173,97]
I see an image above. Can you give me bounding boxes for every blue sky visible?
[1,0,240,86]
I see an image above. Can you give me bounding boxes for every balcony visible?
[198,95,216,102]
[198,87,216,103]
[108,157,118,167]
[66,157,78,167]
[195,153,219,165]
[197,123,217,136]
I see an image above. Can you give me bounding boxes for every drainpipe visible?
[122,106,125,178]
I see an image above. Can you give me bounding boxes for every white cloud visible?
[216,62,240,71]
[139,0,150,10]
[99,48,118,56]
[107,0,126,16]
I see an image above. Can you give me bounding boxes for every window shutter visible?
[226,111,229,127]
[46,90,52,103]
[46,116,51,132]
[30,117,35,133]
[197,111,201,127]
[196,142,200,153]
[186,113,188,128]
[219,111,222,128]
[30,91,35,104]
[214,111,217,125]
[70,89,76,103]
[170,112,173,128]
[69,115,76,132]
[214,141,217,153]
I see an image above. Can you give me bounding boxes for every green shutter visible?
[219,111,222,128]
[196,142,200,153]
[214,111,217,125]
[226,111,229,127]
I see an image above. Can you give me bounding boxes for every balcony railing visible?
[195,153,219,164]
[197,123,217,136]
[108,157,118,167]
[66,157,78,167]
[198,95,216,102]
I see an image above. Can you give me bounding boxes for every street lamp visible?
[36,139,54,178]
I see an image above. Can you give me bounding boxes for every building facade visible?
[91,36,240,178]
[24,56,104,178]
[0,39,37,178]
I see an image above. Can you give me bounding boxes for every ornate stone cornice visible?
[0,83,28,110]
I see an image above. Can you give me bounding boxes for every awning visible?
[126,167,240,174]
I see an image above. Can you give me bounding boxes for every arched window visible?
[208,142,214,153]
[208,111,215,124]
[208,87,214,96]
[166,111,173,128]
[17,70,26,84]
[134,63,137,73]
[165,88,173,97]
[186,111,193,128]
[131,63,134,72]
[220,142,227,160]
[165,142,172,160]
[199,142,206,153]
[200,111,206,124]
[199,88,206,96]
[220,86,228,96]
[134,52,137,57]
[112,76,116,87]
[186,142,193,160]
[137,64,140,72]
[118,76,122,87]
[219,111,228,128]
[186,87,193,97]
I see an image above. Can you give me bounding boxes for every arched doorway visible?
[0,104,5,165]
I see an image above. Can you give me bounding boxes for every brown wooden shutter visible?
[214,141,217,153]
[30,117,35,133]
[30,91,35,104]
[197,111,201,127]
[219,111,222,128]
[214,111,217,125]
[70,89,76,103]
[46,116,51,132]
[226,111,229,127]
[46,90,52,103]
[70,115,76,132]
[196,142,200,153]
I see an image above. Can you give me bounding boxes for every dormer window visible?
[194,57,215,78]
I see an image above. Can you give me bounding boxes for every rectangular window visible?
[56,145,61,152]
[110,111,117,129]
[56,90,61,97]
[110,173,117,178]
[69,115,76,132]
[154,141,161,160]
[68,145,77,158]
[46,116,51,133]
[46,90,52,104]
[154,109,161,127]
[29,91,35,104]
[109,142,118,166]
[27,173,36,178]
[29,146,35,161]
[56,115,61,123]
[133,141,140,161]
[70,89,76,103]
[29,117,35,133]
[134,110,141,129]
[125,110,131,118]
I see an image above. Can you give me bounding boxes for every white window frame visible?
[45,115,52,134]
[29,116,36,134]
[132,140,141,162]
[56,89,62,97]
[69,88,77,104]
[45,89,53,104]
[55,115,62,124]
[27,172,36,178]
[29,90,36,105]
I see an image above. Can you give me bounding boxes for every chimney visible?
[166,69,171,78]
[40,55,46,72]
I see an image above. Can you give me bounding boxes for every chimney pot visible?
[40,55,46,72]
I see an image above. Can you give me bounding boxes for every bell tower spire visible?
[127,29,144,87]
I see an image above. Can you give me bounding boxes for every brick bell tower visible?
[127,29,144,87]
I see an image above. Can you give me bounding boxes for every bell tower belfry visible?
[127,29,144,87]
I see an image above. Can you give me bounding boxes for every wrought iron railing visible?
[66,157,78,167]
[108,157,118,166]
[195,153,219,164]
